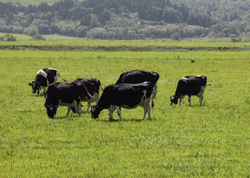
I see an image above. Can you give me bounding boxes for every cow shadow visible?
[96,117,148,122]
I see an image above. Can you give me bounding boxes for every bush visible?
[0,33,16,41]
[231,37,242,42]
[31,34,46,40]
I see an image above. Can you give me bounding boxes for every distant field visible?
[0,48,250,177]
[1,33,250,50]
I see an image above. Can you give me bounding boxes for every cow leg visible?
[87,102,91,112]
[147,104,151,120]
[116,106,121,116]
[77,104,82,116]
[200,95,203,106]
[108,105,116,120]
[188,96,192,106]
[66,107,72,117]
[179,98,182,106]
[143,99,151,120]
[116,106,122,121]
[199,86,205,106]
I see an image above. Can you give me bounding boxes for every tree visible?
[170,33,180,41]
[23,26,39,36]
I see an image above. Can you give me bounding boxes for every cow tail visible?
[82,83,97,101]
[151,95,154,108]
[58,73,67,82]
[101,84,105,91]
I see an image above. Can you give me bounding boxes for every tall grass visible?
[0,50,250,177]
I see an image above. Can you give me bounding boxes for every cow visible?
[170,75,210,106]
[29,68,66,95]
[44,81,95,119]
[115,70,160,98]
[71,78,103,112]
[91,81,155,121]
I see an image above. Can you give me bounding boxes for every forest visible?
[0,0,249,40]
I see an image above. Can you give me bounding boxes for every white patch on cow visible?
[54,72,59,83]
[196,86,205,97]
[49,107,53,111]
[91,107,96,112]
[37,70,47,78]
[121,105,137,109]
[196,75,202,77]
[82,92,99,111]
[181,77,188,80]
[58,99,77,107]
[141,90,147,100]
[82,92,99,102]
[108,105,116,119]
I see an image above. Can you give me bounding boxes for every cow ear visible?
[29,83,32,86]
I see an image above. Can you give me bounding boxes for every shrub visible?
[0,33,16,41]
[31,34,46,40]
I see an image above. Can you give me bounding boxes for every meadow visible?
[0,47,250,177]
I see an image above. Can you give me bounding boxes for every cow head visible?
[91,105,101,119]
[29,81,41,94]
[170,96,178,105]
[44,104,58,119]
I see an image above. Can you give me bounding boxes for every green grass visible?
[0,49,250,177]
[1,33,250,49]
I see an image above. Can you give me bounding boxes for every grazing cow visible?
[91,81,155,121]
[29,68,66,95]
[115,70,160,98]
[44,81,94,119]
[170,75,210,106]
[72,78,103,112]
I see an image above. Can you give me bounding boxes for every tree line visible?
[0,0,248,40]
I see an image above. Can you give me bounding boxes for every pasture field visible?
[1,39,250,49]
[1,32,250,49]
[0,49,250,177]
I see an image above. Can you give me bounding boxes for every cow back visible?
[116,70,159,85]
[43,68,58,84]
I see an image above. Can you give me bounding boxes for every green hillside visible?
[0,0,249,40]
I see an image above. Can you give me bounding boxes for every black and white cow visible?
[44,81,94,119]
[29,68,66,95]
[170,75,210,106]
[71,78,103,112]
[115,70,160,98]
[91,81,155,121]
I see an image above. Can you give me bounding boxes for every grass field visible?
[0,48,250,177]
[1,32,250,49]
